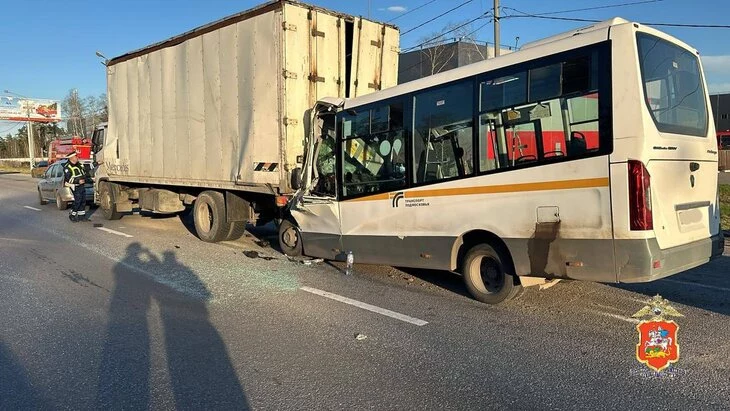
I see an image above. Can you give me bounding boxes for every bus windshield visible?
[637,33,707,137]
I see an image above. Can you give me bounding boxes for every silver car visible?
[37,160,94,210]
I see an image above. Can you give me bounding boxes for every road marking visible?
[588,309,640,324]
[300,286,429,326]
[661,278,730,293]
[23,206,41,211]
[96,227,134,238]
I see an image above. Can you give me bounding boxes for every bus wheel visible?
[462,244,522,304]
[278,219,303,257]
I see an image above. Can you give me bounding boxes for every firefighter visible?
[63,151,90,222]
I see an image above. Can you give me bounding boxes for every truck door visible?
[290,110,343,260]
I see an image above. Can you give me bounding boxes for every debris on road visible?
[93,223,103,228]
[243,250,277,261]
[174,245,181,249]
[354,333,367,341]
[255,239,270,248]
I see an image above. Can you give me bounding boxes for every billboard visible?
[0,96,62,122]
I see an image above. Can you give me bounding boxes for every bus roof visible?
[340,17,636,111]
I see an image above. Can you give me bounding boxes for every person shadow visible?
[0,341,50,409]
[96,243,248,409]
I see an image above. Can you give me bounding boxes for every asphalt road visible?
[1,172,729,410]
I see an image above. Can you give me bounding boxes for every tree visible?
[62,89,107,138]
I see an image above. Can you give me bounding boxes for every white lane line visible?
[300,286,429,326]
[96,227,134,238]
[661,278,730,293]
[588,309,640,324]
[23,206,41,211]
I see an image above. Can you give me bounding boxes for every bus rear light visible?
[628,160,653,231]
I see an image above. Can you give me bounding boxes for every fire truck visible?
[48,137,92,165]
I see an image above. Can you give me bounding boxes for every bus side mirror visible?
[290,167,303,190]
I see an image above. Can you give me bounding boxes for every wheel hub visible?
[479,257,504,292]
[282,227,298,248]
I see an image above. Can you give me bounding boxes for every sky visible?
[1,0,728,134]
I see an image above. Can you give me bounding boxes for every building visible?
[710,93,730,133]
[398,40,513,84]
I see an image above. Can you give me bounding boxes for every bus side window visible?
[413,81,474,184]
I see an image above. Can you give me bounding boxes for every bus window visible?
[481,72,527,113]
[340,102,407,197]
[313,117,337,197]
[413,81,474,183]
[478,51,603,172]
[637,33,707,137]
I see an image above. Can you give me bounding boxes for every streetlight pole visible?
[4,89,35,170]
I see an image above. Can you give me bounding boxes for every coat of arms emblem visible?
[632,295,683,372]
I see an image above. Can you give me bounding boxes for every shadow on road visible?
[0,341,50,409]
[614,255,730,316]
[96,243,249,409]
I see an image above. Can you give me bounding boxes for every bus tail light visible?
[628,160,653,231]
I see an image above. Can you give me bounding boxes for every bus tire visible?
[193,191,232,243]
[278,219,303,257]
[462,243,523,304]
[99,181,123,220]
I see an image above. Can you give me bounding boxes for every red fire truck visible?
[48,137,92,165]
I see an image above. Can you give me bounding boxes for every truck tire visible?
[99,181,123,220]
[462,243,523,305]
[224,221,247,241]
[193,191,233,243]
[38,189,48,205]
[55,191,68,210]
[278,219,303,256]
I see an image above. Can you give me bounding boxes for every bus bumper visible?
[617,233,724,283]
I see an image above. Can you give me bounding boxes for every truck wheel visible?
[278,219,303,256]
[193,191,232,243]
[462,243,523,304]
[38,189,48,205]
[99,181,123,220]
[224,221,247,241]
[55,191,68,211]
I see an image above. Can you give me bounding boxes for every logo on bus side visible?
[389,191,431,208]
[632,295,683,372]
[390,192,404,208]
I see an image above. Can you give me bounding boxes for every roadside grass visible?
[720,184,730,231]
[0,165,29,174]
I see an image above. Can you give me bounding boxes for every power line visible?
[403,12,492,52]
[502,8,730,28]
[0,122,23,135]
[401,0,476,36]
[504,0,664,17]
[387,0,440,22]
[398,19,495,77]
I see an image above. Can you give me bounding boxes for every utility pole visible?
[4,89,35,170]
[26,101,34,170]
[494,0,500,57]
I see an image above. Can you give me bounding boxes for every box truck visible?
[92,0,399,242]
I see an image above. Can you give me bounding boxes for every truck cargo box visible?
[100,0,399,195]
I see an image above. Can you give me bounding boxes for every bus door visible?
[290,108,343,260]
